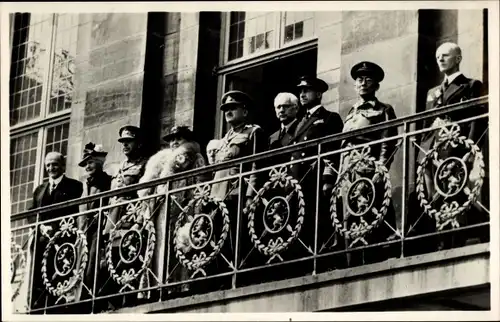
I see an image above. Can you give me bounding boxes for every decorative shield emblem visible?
[434,157,468,198]
[189,214,214,250]
[416,124,485,230]
[173,185,229,276]
[244,166,306,261]
[106,201,156,291]
[119,230,143,264]
[54,243,76,277]
[41,217,88,301]
[263,196,290,234]
[346,178,376,217]
[329,146,392,246]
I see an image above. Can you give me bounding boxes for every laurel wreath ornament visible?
[40,217,88,298]
[416,124,484,230]
[105,201,156,287]
[329,146,392,241]
[244,166,305,257]
[173,185,230,271]
[11,240,26,301]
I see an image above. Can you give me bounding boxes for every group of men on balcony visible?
[23,41,488,311]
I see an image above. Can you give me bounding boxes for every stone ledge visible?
[115,243,489,313]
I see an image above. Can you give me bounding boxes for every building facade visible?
[8,9,491,314]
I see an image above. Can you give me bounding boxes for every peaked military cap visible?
[78,142,108,167]
[350,61,385,82]
[162,125,195,142]
[118,125,142,142]
[220,90,253,111]
[296,75,329,93]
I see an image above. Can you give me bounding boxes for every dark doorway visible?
[224,48,318,137]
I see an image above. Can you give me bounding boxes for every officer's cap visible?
[220,90,253,111]
[118,125,142,142]
[162,125,194,143]
[296,75,329,93]
[350,61,385,83]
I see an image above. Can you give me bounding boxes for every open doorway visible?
[223,47,318,137]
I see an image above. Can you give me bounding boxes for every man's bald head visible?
[45,152,65,179]
[436,42,462,75]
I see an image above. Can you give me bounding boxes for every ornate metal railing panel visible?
[10,96,490,314]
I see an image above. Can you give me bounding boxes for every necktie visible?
[50,182,56,195]
[443,79,449,90]
[278,127,286,140]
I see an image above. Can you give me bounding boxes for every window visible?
[217,12,319,137]
[226,11,317,62]
[9,13,80,220]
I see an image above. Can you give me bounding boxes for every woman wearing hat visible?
[137,125,208,294]
[333,61,399,267]
[75,142,112,302]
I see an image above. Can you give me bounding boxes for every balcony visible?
[10,96,490,313]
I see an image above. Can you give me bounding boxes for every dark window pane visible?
[60,142,68,156]
[237,22,245,40]
[295,21,304,39]
[46,127,54,144]
[62,123,69,138]
[229,23,238,43]
[229,42,237,61]
[285,24,294,43]
[28,166,35,181]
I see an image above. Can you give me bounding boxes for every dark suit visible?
[30,175,83,310]
[412,73,487,253]
[286,106,343,272]
[267,119,299,168]
[31,175,84,220]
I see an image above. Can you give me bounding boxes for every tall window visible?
[9,13,80,223]
[225,11,317,63]
[217,11,319,137]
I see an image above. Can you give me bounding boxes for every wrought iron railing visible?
[10,96,490,314]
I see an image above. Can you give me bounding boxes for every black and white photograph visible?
[1,1,499,320]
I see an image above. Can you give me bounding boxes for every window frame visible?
[215,11,318,138]
[9,13,75,216]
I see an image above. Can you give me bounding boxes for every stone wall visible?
[67,13,148,180]
[160,13,201,148]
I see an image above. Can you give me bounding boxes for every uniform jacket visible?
[110,156,148,199]
[419,74,484,158]
[30,175,83,222]
[105,156,148,233]
[342,99,398,168]
[211,124,266,199]
[289,106,344,183]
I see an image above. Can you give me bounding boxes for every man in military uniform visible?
[210,90,266,286]
[288,76,343,269]
[414,42,487,252]
[101,125,148,309]
[335,61,399,267]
